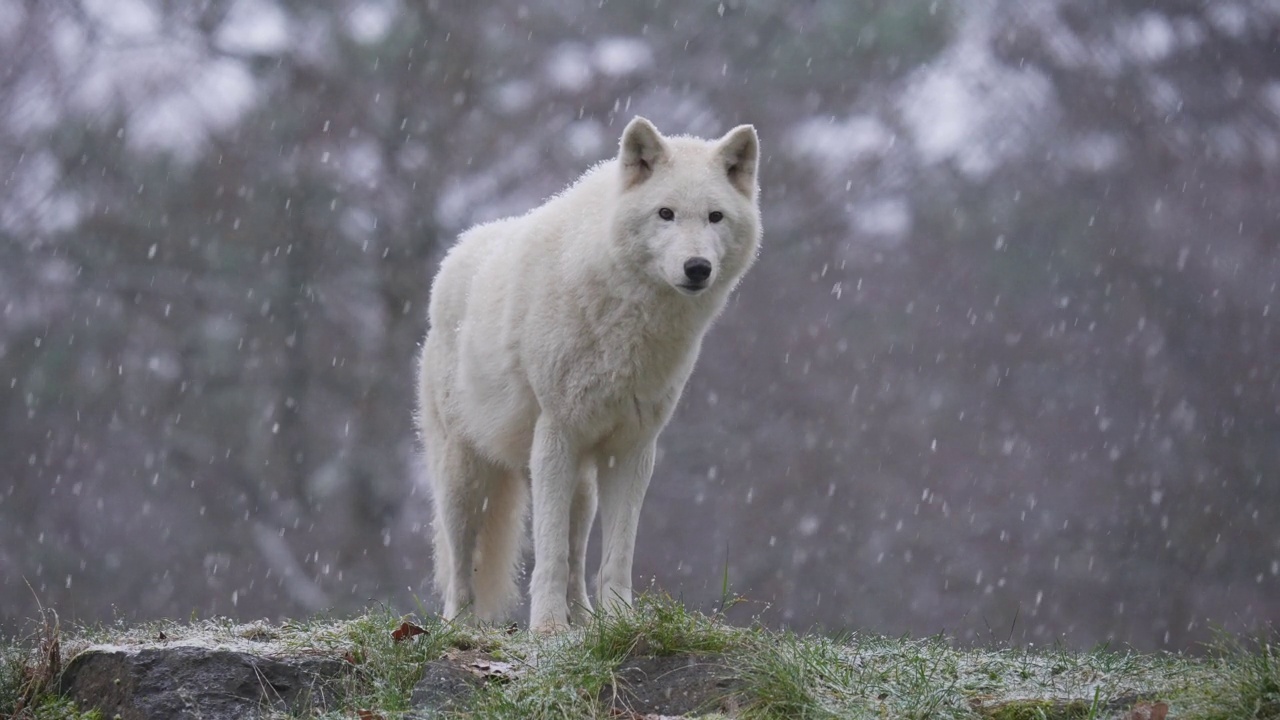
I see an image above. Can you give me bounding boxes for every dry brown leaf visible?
[1127,701,1170,720]
[356,710,385,720]
[391,620,428,642]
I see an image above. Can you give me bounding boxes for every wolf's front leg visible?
[528,418,578,633]
[567,468,598,625]
[596,442,656,613]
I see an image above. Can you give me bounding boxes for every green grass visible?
[1,594,1276,719]
[1177,633,1280,720]
[582,592,747,662]
[467,593,748,719]
[297,607,469,712]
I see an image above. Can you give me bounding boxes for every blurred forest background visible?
[2,0,1278,652]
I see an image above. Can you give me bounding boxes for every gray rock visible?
[407,648,519,716]
[601,654,742,717]
[408,657,485,714]
[59,645,349,719]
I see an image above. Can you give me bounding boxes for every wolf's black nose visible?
[684,257,712,283]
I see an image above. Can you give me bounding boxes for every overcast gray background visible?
[2,0,1278,651]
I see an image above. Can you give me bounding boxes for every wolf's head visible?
[612,117,762,298]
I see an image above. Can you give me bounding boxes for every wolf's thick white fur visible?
[416,117,761,632]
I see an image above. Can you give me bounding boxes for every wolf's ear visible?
[620,117,667,188]
[717,124,759,198]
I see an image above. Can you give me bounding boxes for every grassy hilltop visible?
[2,594,1276,719]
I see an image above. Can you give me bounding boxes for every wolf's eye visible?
[708,211,724,223]
[658,207,675,221]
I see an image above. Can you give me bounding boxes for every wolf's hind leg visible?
[430,439,502,621]
[472,468,529,622]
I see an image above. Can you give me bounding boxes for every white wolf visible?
[416,117,761,632]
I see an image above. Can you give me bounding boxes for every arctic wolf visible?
[416,116,761,632]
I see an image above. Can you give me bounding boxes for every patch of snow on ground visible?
[70,619,363,659]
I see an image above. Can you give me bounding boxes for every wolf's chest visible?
[572,334,688,399]
[542,311,697,425]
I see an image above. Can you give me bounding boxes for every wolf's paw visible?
[531,618,570,635]
[529,593,570,634]
[569,599,595,626]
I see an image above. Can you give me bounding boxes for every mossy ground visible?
[1,594,1276,719]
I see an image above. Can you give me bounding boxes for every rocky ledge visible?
[59,644,350,719]
[57,641,741,719]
